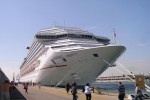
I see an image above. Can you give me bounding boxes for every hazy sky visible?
[0,0,150,80]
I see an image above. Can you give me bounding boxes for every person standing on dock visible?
[84,83,92,100]
[38,82,41,89]
[117,82,125,100]
[23,83,29,94]
[65,83,71,94]
[71,81,78,100]
[1,80,14,100]
[135,84,143,100]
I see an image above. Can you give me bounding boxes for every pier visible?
[8,85,128,100]
[1,68,129,100]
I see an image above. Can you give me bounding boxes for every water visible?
[91,82,150,95]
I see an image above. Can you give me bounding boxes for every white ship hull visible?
[20,45,125,86]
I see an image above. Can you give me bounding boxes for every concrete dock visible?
[11,85,128,100]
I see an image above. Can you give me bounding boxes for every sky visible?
[0,0,150,80]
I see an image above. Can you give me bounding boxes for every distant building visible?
[96,74,150,82]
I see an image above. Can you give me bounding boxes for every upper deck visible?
[35,26,110,44]
[20,26,110,70]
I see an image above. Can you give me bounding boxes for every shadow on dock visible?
[10,87,26,100]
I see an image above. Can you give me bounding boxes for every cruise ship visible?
[19,26,126,86]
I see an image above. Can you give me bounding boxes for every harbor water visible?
[91,82,150,95]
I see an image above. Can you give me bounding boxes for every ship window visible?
[93,54,99,57]
[68,34,72,37]
[51,45,65,48]
[62,58,67,62]
[51,36,55,39]
[34,60,41,68]
[51,59,56,64]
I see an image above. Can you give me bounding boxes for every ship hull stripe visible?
[40,65,67,70]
